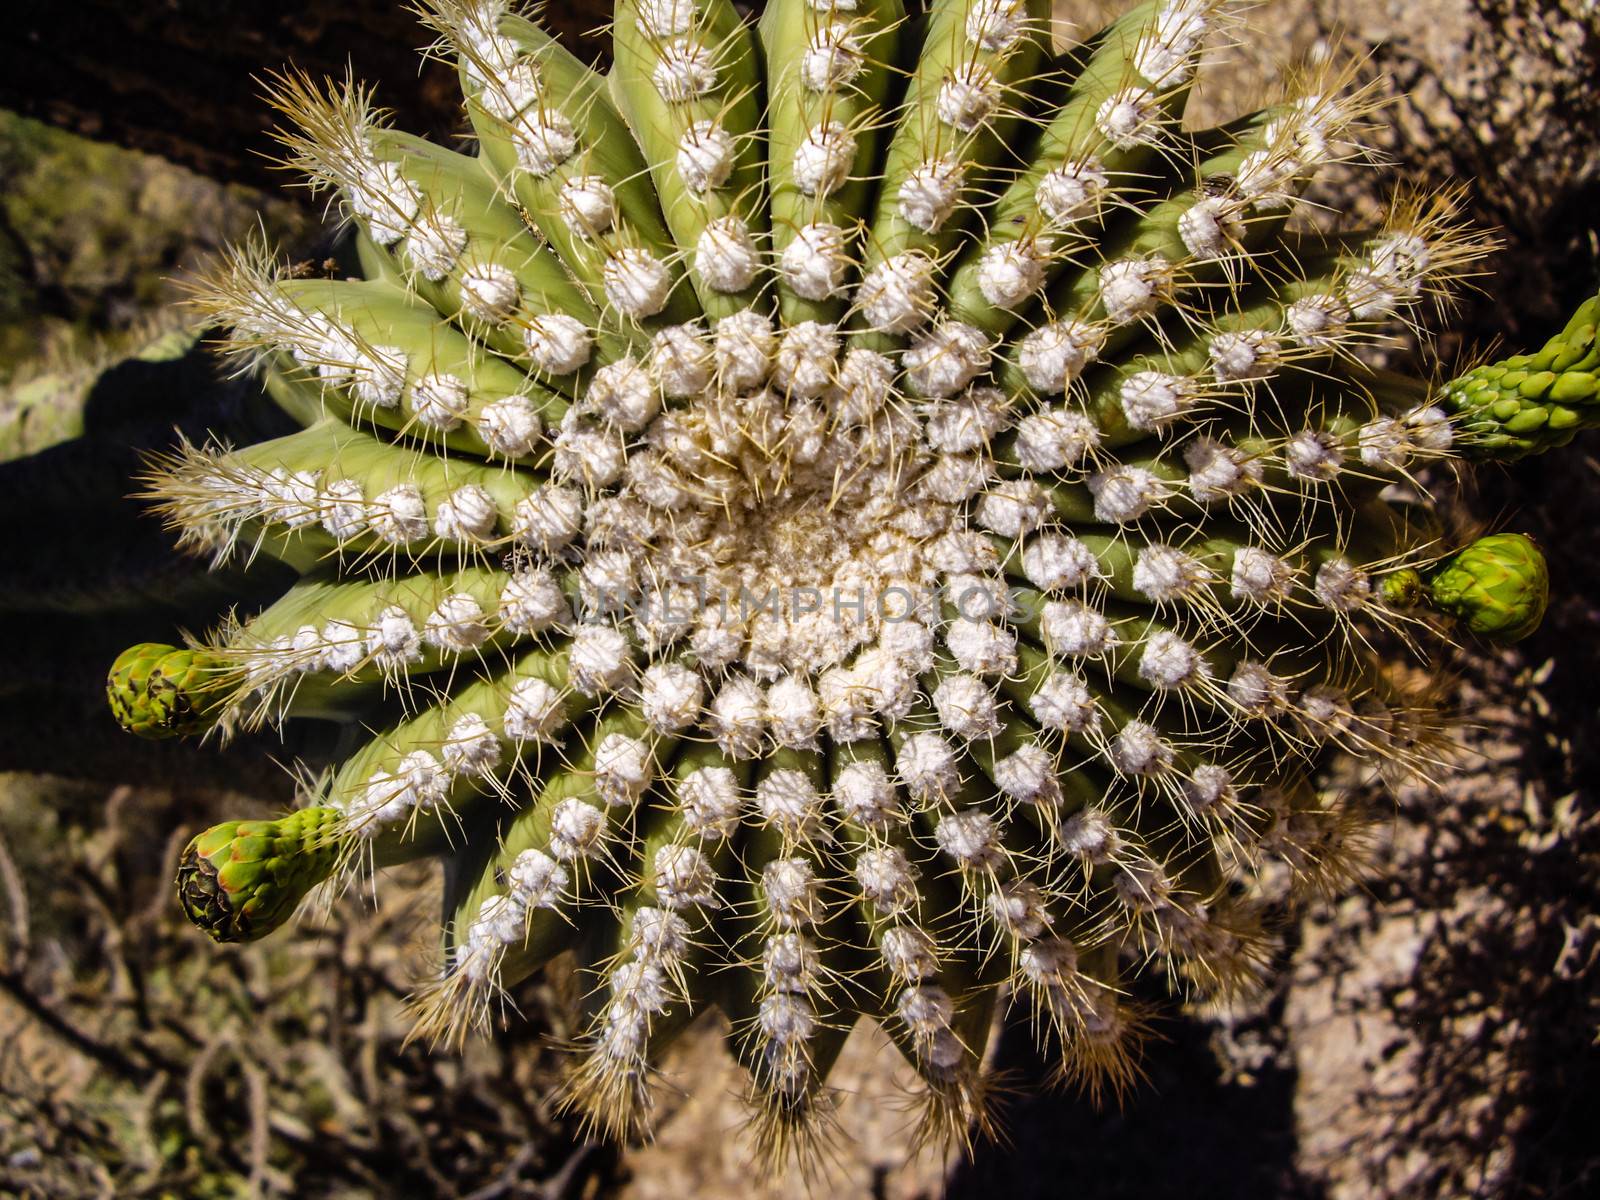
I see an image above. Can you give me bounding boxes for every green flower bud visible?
[1427,532,1549,643]
[177,807,344,943]
[106,643,228,739]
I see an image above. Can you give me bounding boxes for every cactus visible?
[108,0,1578,1164]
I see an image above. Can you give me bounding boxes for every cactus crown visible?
[112,0,1564,1166]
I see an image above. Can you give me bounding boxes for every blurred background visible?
[1,1,1597,1196]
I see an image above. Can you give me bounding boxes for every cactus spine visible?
[110,0,1574,1166]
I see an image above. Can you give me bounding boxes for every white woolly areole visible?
[1013,408,1099,471]
[1184,763,1237,813]
[653,39,718,101]
[321,478,368,541]
[640,662,703,732]
[648,322,712,398]
[551,414,625,487]
[503,677,565,742]
[317,621,364,674]
[1060,807,1121,863]
[976,477,1050,537]
[499,569,568,635]
[763,857,821,928]
[896,731,960,801]
[424,593,490,652]
[1017,318,1104,393]
[990,878,1053,938]
[638,0,697,38]
[1231,545,1295,605]
[568,624,632,695]
[898,156,964,233]
[472,891,526,947]
[1120,370,1194,431]
[595,733,653,807]
[1139,629,1210,689]
[774,321,841,398]
[523,312,594,375]
[945,619,1018,676]
[1285,429,1343,482]
[763,931,819,992]
[370,484,427,544]
[1019,935,1079,988]
[625,912,691,975]
[880,925,938,983]
[513,485,583,554]
[1040,599,1116,657]
[549,798,607,861]
[1178,194,1244,258]
[366,604,421,668]
[793,121,856,197]
[1228,659,1290,716]
[757,768,825,841]
[1036,159,1109,229]
[831,759,900,828]
[1286,294,1351,349]
[1096,86,1161,148]
[856,252,936,334]
[511,111,577,177]
[557,175,616,239]
[349,345,408,409]
[1313,558,1372,613]
[1099,256,1173,324]
[1300,683,1355,740]
[458,262,521,324]
[262,466,321,529]
[411,372,470,431]
[937,62,1000,132]
[610,960,672,1016]
[995,743,1062,807]
[780,222,849,300]
[932,673,1002,740]
[586,357,660,432]
[855,845,918,914]
[713,310,777,392]
[1133,543,1213,602]
[801,22,864,91]
[433,484,498,543]
[1023,532,1100,591]
[1110,719,1174,776]
[603,247,672,319]
[1185,437,1262,504]
[765,675,822,748]
[967,0,1028,50]
[708,675,766,757]
[676,119,736,193]
[1209,328,1280,384]
[509,848,567,909]
[404,214,468,282]
[476,394,541,457]
[759,992,816,1048]
[904,322,990,398]
[924,384,1011,452]
[1089,465,1170,523]
[934,808,1003,870]
[349,159,419,245]
[695,216,759,293]
[677,765,742,840]
[978,237,1052,308]
[1029,669,1098,733]
[655,843,718,909]
[825,347,902,428]
[1135,0,1210,86]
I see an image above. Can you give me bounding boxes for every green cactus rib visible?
[1439,291,1600,459]
[109,0,1568,1166]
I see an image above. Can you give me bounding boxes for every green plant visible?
[107,0,1574,1164]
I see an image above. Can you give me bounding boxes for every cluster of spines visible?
[113,0,1557,1167]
